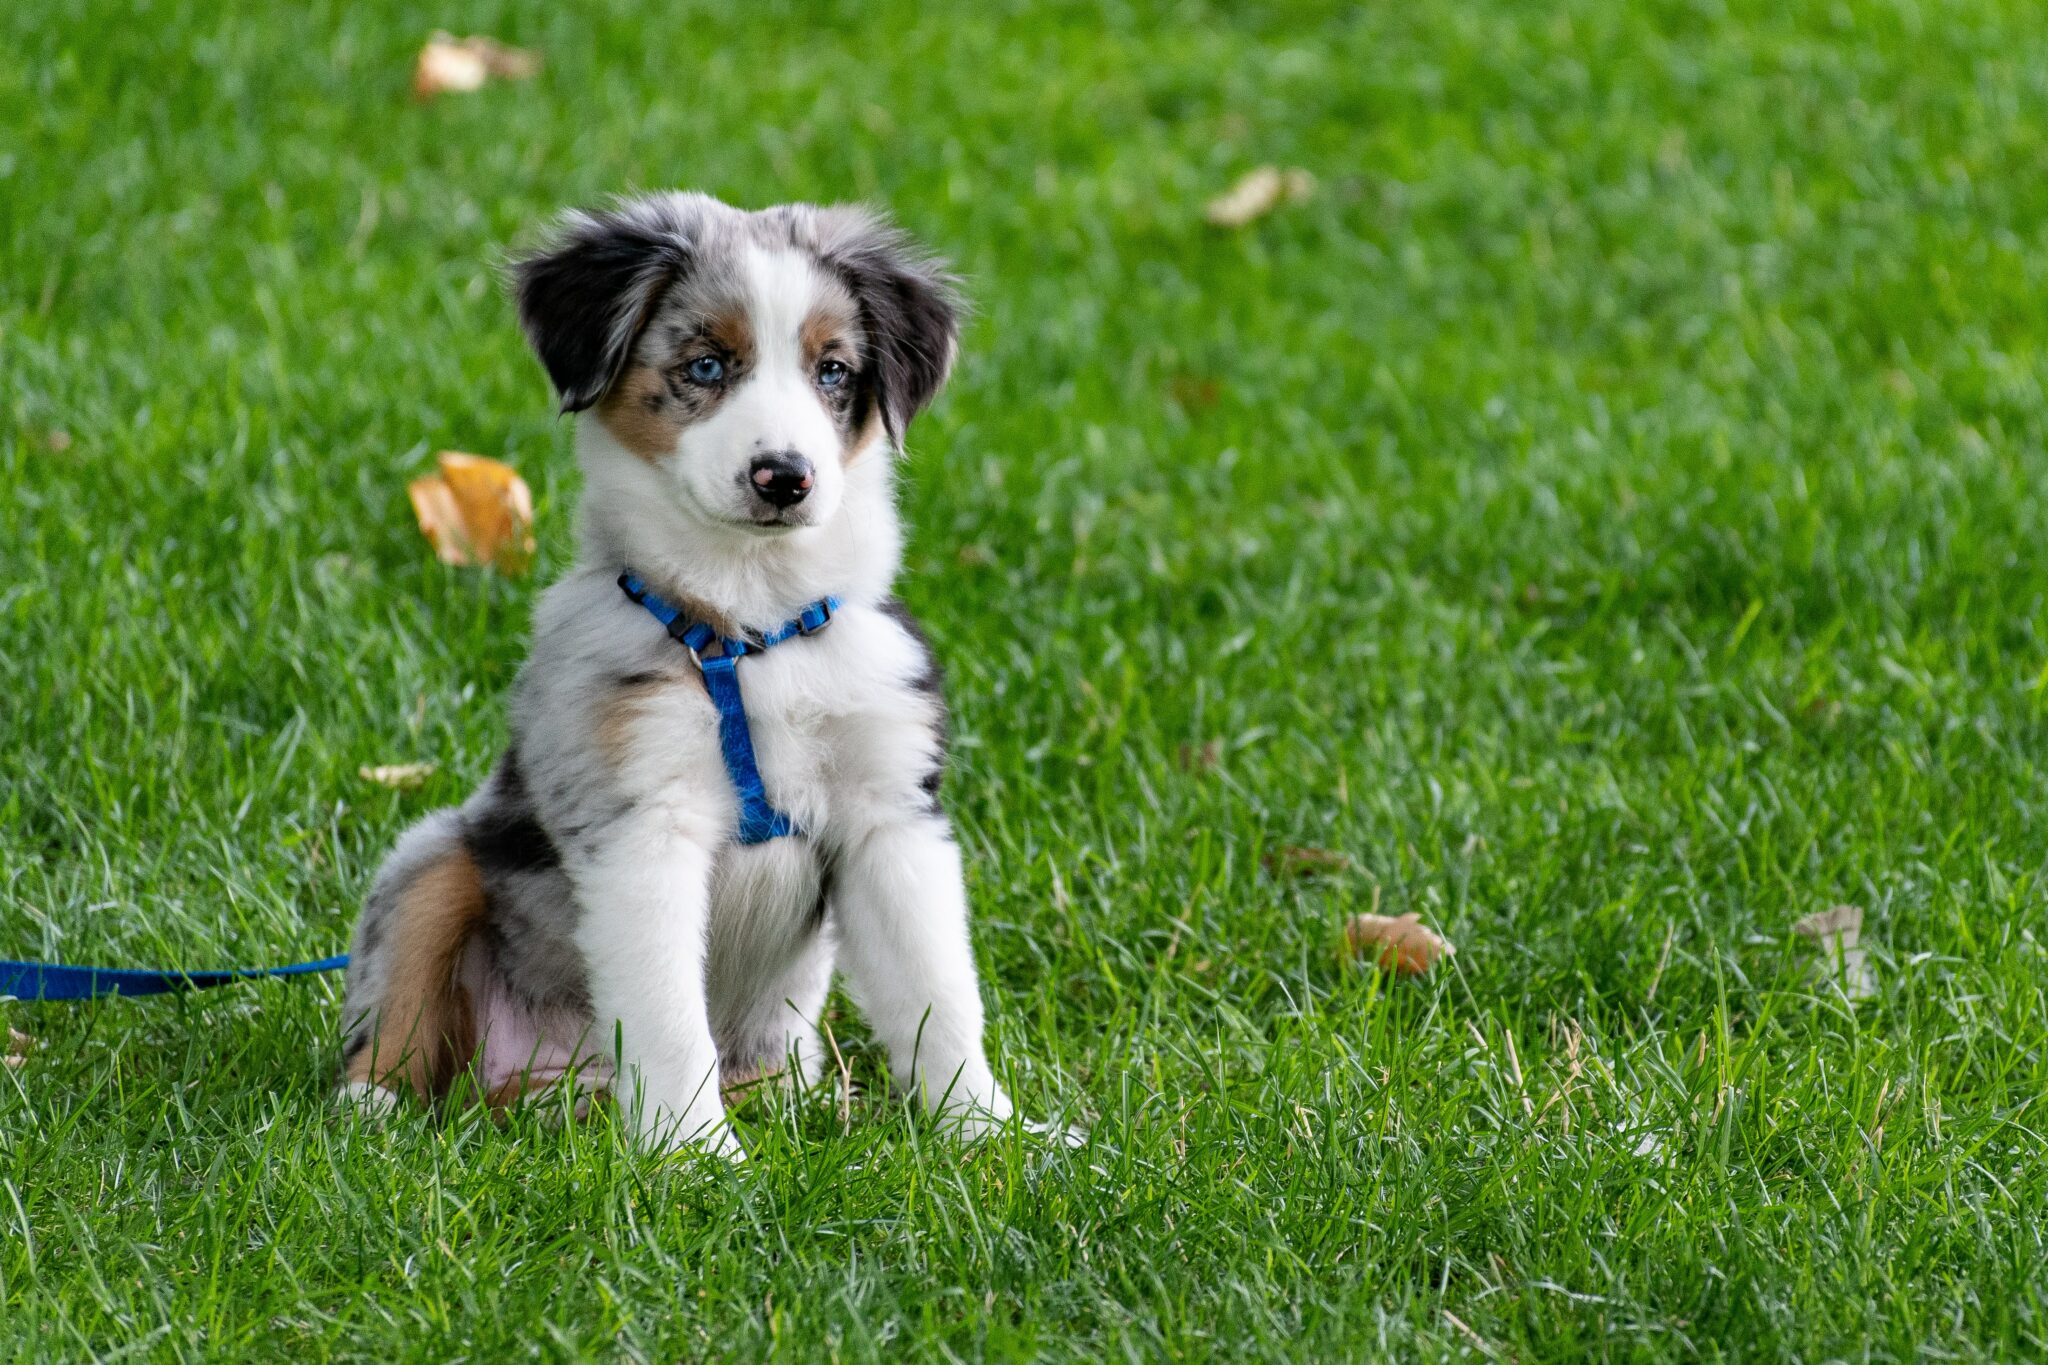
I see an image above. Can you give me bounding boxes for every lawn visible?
[5,0,2048,1358]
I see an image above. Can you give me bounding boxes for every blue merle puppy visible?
[338,194,1066,1158]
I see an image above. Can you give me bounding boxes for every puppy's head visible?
[513,194,960,533]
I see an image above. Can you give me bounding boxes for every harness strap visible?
[0,954,350,1002]
[618,573,838,845]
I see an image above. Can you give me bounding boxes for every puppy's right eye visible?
[685,355,725,385]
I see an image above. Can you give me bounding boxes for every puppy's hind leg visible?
[718,924,835,1103]
[337,809,488,1111]
[708,841,832,1104]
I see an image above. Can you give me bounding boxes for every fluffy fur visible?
[338,194,1057,1157]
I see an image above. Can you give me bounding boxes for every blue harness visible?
[617,571,838,845]
[0,576,838,1002]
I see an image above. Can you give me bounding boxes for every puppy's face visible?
[514,196,960,535]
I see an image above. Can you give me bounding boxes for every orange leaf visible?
[1204,166,1316,228]
[412,33,541,99]
[359,762,437,790]
[408,451,535,575]
[1344,912,1455,976]
[413,35,487,97]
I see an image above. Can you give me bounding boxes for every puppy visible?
[337,193,1052,1157]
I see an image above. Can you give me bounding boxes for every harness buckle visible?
[797,599,835,635]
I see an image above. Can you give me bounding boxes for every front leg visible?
[832,814,1015,1134]
[569,811,738,1158]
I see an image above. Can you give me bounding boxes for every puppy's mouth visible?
[735,510,811,534]
[669,480,815,535]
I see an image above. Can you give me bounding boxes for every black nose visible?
[748,452,814,508]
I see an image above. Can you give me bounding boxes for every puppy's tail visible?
[339,810,487,1103]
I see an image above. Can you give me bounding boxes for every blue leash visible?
[0,954,350,1003]
[2,575,830,1001]
[618,571,838,845]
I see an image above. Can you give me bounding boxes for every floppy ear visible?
[511,203,693,413]
[815,208,963,443]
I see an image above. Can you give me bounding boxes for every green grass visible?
[5,0,2048,1358]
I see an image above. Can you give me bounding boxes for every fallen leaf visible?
[469,36,542,80]
[45,430,73,453]
[5,1026,31,1067]
[412,32,541,99]
[1345,912,1455,976]
[1264,844,1352,877]
[360,762,437,790]
[1204,166,1316,228]
[408,451,535,574]
[413,35,487,96]
[1793,904,1878,1002]
[1797,695,1841,723]
[1793,904,1862,945]
[1175,739,1221,772]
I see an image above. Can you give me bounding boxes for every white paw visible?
[930,1098,1084,1147]
[701,1123,748,1163]
[635,1102,748,1163]
[1022,1116,1088,1148]
[335,1081,400,1118]
[652,1120,747,1164]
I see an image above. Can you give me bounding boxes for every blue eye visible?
[817,359,850,389]
[686,355,725,384]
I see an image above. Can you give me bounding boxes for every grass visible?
[5,0,2048,1357]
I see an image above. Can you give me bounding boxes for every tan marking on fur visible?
[596,673,682,767]
[721,1057,784,1107]
[798,295,872,464]
[483,1073,566,1112]
[342,846,487,1101]
[597,365,684,465]
[844,406,890,468]
[702,306,755,367]
[799,302,857,367]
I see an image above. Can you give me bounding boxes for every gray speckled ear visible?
[810,207,963,443]
[511,199,699,413]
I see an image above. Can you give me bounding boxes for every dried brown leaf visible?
[469,37,542,80]
[408,451,535,574]
[1793,904,1877,1002]
[1793,904,1862,947]
[1264,844,1352,877]
[1345,912,1455,976]
[412,33,541,99]
[1204,166,1316,228]
[413,35,488,97]
[359,762,437,790]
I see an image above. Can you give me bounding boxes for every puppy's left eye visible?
[817,359,850,389]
